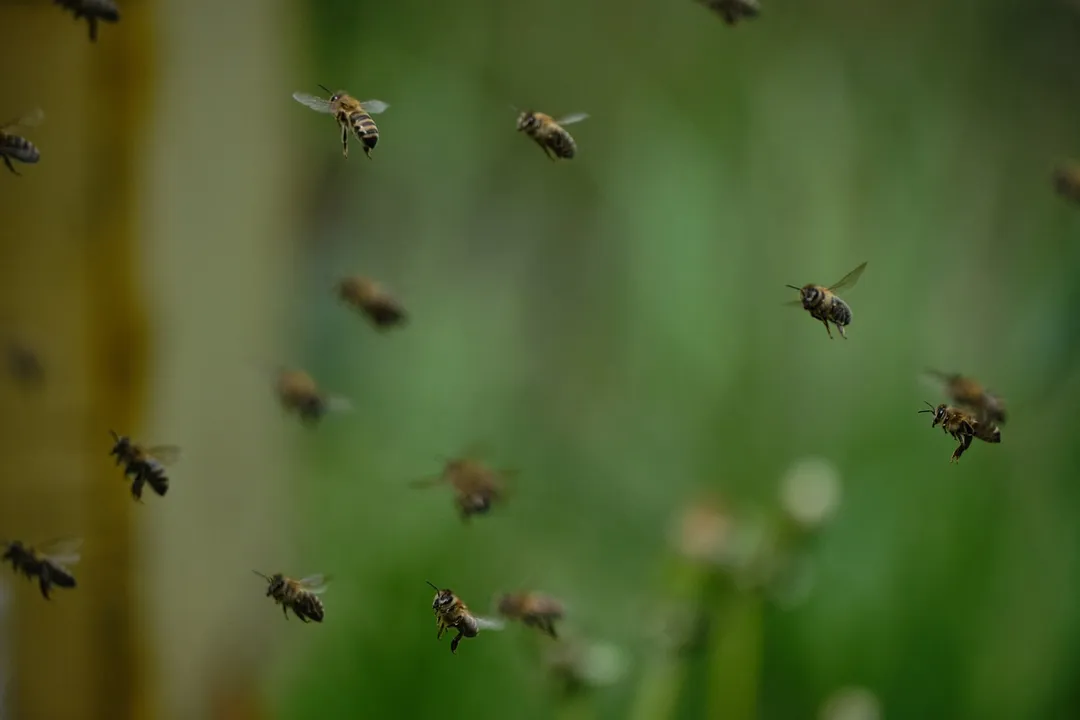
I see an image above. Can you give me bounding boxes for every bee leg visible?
[282,604,290,620]
[835,323,848,339]
[2,156,21,176]
[821,319,833,339]
[340,124,349,159]
[437,624,445,640]
[37,567,52,600]
[450,630,463,654]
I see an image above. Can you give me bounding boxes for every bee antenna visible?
[426,580,440,591]
[252,570,271,581]
[318,84,333,95]
[785,285,801,291]
[917,401,935,414]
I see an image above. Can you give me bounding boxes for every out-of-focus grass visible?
[267,1,1080,718]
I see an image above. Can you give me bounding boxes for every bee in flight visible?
[271,368,352,425]
[696,0,761,25]
[428,582,504,654]
[1,537,81,600]
[337,275,407,330]
[254,571,329,623]
[52,0,120,42]
[0,108,43,176]
[785,261,868,339]
[922,370,1006,425]
[410,450,513,522]
[292,86,389,159]
[1053,162,1080,205]
[515,109,589,161]
[496,591,565,639]
[4,340,45,388]
[109,430,181,501]
[918,402,1001,463]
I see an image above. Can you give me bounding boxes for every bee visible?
[1053,162,1080,204]
[253,571,329,623]
[5,341,44,387]
[1,537,81,600]
[0,108,43,176]
[516,110,589,161]
[427,581,504,654]
[785,261,868,339]
[918,402,1001,463]
[272,368,352,425]
[922,369,1007,425]
[410,453,513,522]
[696,0,761,25]
[108,430,181,501]
[52,0,120,42]
[337,275,407,330]
[496,591,565,639]
[293,86,389,160]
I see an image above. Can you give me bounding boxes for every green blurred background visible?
[1,0,1080,718]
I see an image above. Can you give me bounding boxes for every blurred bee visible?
[109,430,181,501]
[918,402,1001,463]
[785,261,868,339]
[0,108,43,176]
[496,591,565,639]
[53,0,120,42]
[427,581,504,654]
[696,0,761,25]
[1053,162,1080,204]
[515,109,589,161]
[922,369,1007,425]
[337,275,407,330]
[253,571,329,623]
[292,86,389,159]
[410,452,513,522]
[1,537,81,600]
[5,341,44,387]
[272,368,352,425]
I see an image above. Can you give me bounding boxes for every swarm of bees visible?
[1,538,81,600]
[697,0,761,25]
[109,430,181,501]
[337,275,407,330]
[428,582,504,654]
[785,262,867,340]
[409,454,512,522]
[254,571,329,623]
[293,87,389,160]
[0,108,43,176]
[52,0,120,42]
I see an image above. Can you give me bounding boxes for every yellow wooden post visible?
[0,2,154,720]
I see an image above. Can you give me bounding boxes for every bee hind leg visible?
[450,630,463,654]
[821,319,833,339]
[835,323,848,339]
[282,604,290,620]
[340,124,349,159]
[2,156,20,176]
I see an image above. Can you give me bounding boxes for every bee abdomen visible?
[829,300,852,326]
[548,130,576,159]
[0,136,40,164]
[348,112,379,150]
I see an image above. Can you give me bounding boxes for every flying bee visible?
[696,0,761,25]
[293,86,389,160]
[922,369,1007,425]
[337,275,407,330]
[253,571,329,623]
[272,368,352,425]
[1,537,81,600]
[5,341,44,387]
[52,0,120,42]
[108,430,181,501]
[496,591,565,639]
[410,452,513,522]
[785,261,868,339]
[918,402,1001,463]
[1053,162,1080,204]
[0,108,43,176]
[427,582,504,654]
[515,109,589,161]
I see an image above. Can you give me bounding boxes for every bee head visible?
[428,581,455,610]
[918,402,947,427]
[516,112,537,132]
[109,430,130,456]
[318,84,342,103]
[254,570,284,596]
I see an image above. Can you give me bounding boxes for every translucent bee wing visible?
[358,100,389,115]
[298,574,330,594]
[38,537,83,567]
[474,616,506,632]
[324,395,353,413]
[292,92,334,114]
[556,113,589,126]
[827,261,867,292]
[1,108,44,133]
[408,474,444,489]
[145,445,182,466]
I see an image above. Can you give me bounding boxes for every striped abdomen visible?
[542,126,577,159]
[828,297,852,326]
[346,111,379,157]
[0,134,40,165]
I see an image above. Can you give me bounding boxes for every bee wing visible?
[408,474,445,489]
[358,100,389,115]
[324,395,353,414]
[38,537,83,567]
[292,92,334,114]
[1,108,44,133]
[297,574,331,594]
[145,445,182,466]
[555,113,589,126]
[827,262,867,292]
[474,616,506,632]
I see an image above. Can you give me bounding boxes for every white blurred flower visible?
[779,457,842,529]
[819,686,883,720]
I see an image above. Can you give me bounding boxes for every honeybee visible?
[272,368,352,424]
[918,402,1001,463]
[108,430,181,501]
[52,0,120,42]
[1,537,81,600]
[410,452,513,522]
[0,108,43,176]
[1053,162,1080,204]
[253,571,329,622]
[427,582,504,654]
[785,261,868,339]
[496,591,565,639]
[293,86,389,159]
[922,369,1007,425]
[516,109,589,161]
[696,0,761,25]
[337,275,407,330]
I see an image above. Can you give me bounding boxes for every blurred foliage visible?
[265,0,1080,718]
